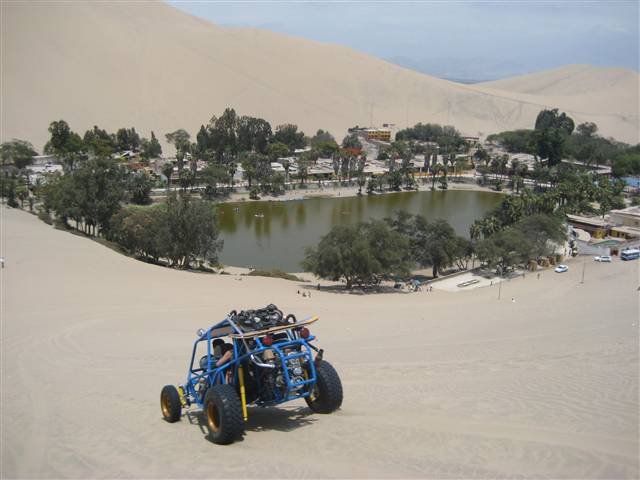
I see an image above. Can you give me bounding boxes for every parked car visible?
[554,264,569,273]
[594,255,612,262]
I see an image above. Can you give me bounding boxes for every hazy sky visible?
[168,1,639,80]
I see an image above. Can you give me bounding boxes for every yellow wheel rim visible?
[161,392,170,418]
[207,402,220,433]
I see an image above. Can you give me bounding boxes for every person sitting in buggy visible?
[199,339,234,370]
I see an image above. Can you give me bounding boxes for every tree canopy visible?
[110,194,223,268]
[302,221,410,289]
[0,139,38,169]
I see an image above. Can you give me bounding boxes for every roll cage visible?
[183,314,320,409]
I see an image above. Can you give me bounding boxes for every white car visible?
[554,264,569,273]
[594,255,612,262]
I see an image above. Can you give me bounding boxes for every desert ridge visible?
[1,2,638,150]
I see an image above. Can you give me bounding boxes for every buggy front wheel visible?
[204,385,244,445]
[306,361,343,414]
[160,385,182,423]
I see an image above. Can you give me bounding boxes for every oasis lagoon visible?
[217,190,502,271]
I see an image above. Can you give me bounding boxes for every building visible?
[462,136,480,147]
[609,206,640,229]
[366,129,392,142]
[31,154,59,166]
[561,159,611,176]
[566,214,608,239]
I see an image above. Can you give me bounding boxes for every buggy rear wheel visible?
[306,361,343,414]
[204,385,244,445]
[160,385,182,423]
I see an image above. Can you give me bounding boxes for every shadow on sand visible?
[185,405,317,443]
[297,283,413,296]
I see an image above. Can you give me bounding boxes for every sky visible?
[167,1,639,81]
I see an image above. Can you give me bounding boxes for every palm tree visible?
[357,173,366,195]
[161,162,174,194]
[282,159,290,185]
[481,216,500,238]
[227,163,237,189]
[429,164,440,190]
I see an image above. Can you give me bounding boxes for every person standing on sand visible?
[0,257,4,268]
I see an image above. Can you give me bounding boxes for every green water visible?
[217,190,502,271]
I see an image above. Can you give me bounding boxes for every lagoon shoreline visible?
[222,175,502,204]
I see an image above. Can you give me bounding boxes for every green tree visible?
[485,130,535,154]
[267,142,290,161]
[83,126,116,157]
[357,173,366,195]
[240,153,256,188]
[201,164,230,199]
[411,217,460,277]
[310,129,335,145]
[366,177,376,194]
[45,120,86,171]
[0,139,37,169]
[476,227,532,275]
[535,109,575,135]
[534,109,575,166]
[514,214,566,259]
[273,124,306,150]
[302,221,410,289]
[178,169,195,192]
[165,129,191,170]
[110,195,223,268]
[141,131,162,160]
[42,157,127,235]
[237,115,272,153]
[342,134,363,149]
[127,173,154,205]
[116,127,141,152]
[297,157,310,185]
[110,205,166,262]
[161,194,223,268]
[161,162,175,192]
[576,122,598,138]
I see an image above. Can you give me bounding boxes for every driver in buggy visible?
[200,339,234,371]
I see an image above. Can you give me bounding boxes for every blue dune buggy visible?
[160,305,343,444]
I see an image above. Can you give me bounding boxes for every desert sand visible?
[1,205,638,478]
[1,2,638,150]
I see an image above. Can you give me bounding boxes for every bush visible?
[246,269,304,282]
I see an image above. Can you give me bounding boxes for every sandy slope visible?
[1,2,638,150]
[1,205,638,478]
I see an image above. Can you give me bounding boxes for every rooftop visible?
[566,214,608,227]
[610,206,640,218]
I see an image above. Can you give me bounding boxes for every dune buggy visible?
[160,305,343,444]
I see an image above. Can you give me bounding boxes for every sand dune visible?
[1,2,638,150]
[1,205,638,478]
[479,64,639,96]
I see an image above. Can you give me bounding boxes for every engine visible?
[258,348,308,401]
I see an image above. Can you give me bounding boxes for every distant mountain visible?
[2,2,638,150]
